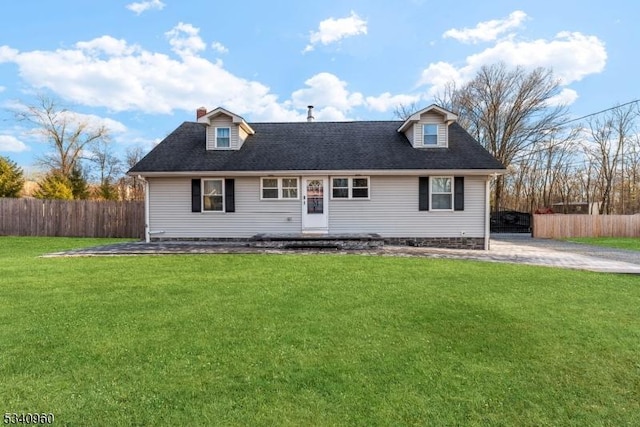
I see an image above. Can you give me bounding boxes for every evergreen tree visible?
[95,180,119,200]
[33,172,73,200]
[69,165,90,200]
[0,155,25,197]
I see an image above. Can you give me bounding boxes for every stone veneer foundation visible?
[151,236,486,250]
[384,237,485,250]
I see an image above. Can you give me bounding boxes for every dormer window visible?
[398,105,456,149]
[198,107,255,151]
[423,124,438,146]
[215,127,230,148]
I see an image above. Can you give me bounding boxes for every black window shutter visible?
[191,179,201,212]
[419,177,429,211]
[454,177,464,211]
[225,179,235,213]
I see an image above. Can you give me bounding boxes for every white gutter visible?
[129,169,507,178]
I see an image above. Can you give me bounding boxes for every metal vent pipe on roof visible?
[307,105,314,122]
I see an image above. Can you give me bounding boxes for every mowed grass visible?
[565,237,640,251]
[1,237,639,426]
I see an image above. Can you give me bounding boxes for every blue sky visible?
[0,1,637,173]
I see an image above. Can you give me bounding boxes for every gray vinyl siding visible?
[148,175,488,239]
[206,117,240,150]
[148,177,301,238]
[329,176,486,237]
[412,111,448,148]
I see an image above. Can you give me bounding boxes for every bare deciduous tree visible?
[393,102,421,121]
[88,139,122,200]
[15,94,110,178]
[584,103,636,214]
[625,134,640,213]
[118,146,146,201]
[435,63,568,209]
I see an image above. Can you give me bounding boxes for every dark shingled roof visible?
[129,120,505,173]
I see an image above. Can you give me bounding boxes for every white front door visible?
[302,177,328,233]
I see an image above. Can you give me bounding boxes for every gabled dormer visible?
[196,107,255,151]
[397,104,457,149]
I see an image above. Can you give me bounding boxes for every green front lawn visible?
[565,237,640,251]
[1,237,639,426]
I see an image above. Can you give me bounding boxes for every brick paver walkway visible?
[44,235,640,274]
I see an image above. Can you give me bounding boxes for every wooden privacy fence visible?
[0,198,145,238]
[533,214,640,238]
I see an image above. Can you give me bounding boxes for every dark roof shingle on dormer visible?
[129,120,505,173]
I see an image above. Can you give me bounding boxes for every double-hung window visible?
[215,127,230,148]
[423,124,438,146]
[261,177,299,200]
[203,179,224,211]
[431,177,452,210]
[331,177,369,199]
[281,178,298,198]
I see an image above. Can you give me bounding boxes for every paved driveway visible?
[486,234,640,273]
[45,234,640,274]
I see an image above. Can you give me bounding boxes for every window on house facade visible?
[332,178,349,198]
[331,177,369,199]
[423,124,438,146]
[281,178,298,199]
[215,127,230,148]
[431,177,452,210]
[261,177,299,199]
[203,179,224,211]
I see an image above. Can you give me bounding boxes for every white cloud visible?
[76,36,140,57]
[211,41,228,54]
[304,11,367,53]
[0,23,417,122]
[465,32,607,84]
[165,22,206,57]
[418,31,606,97]
[0,26,302,120]
[312,106,349,121]
[547,88,579,106]
[417,61,463,91]
[126,0,165,15]
[0,135,29,152]
[74,112,128,134]
[443,10,527,44]
[366,92,422,112]
[0,86,5,93]
[291,73,364,116]
[249,103,306,122]
[0,45,19,62]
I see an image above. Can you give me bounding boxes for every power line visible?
[559,98,640,126]
[508,99,640,162]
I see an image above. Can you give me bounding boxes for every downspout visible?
[138,175,150,243]
[484,176,491,250]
